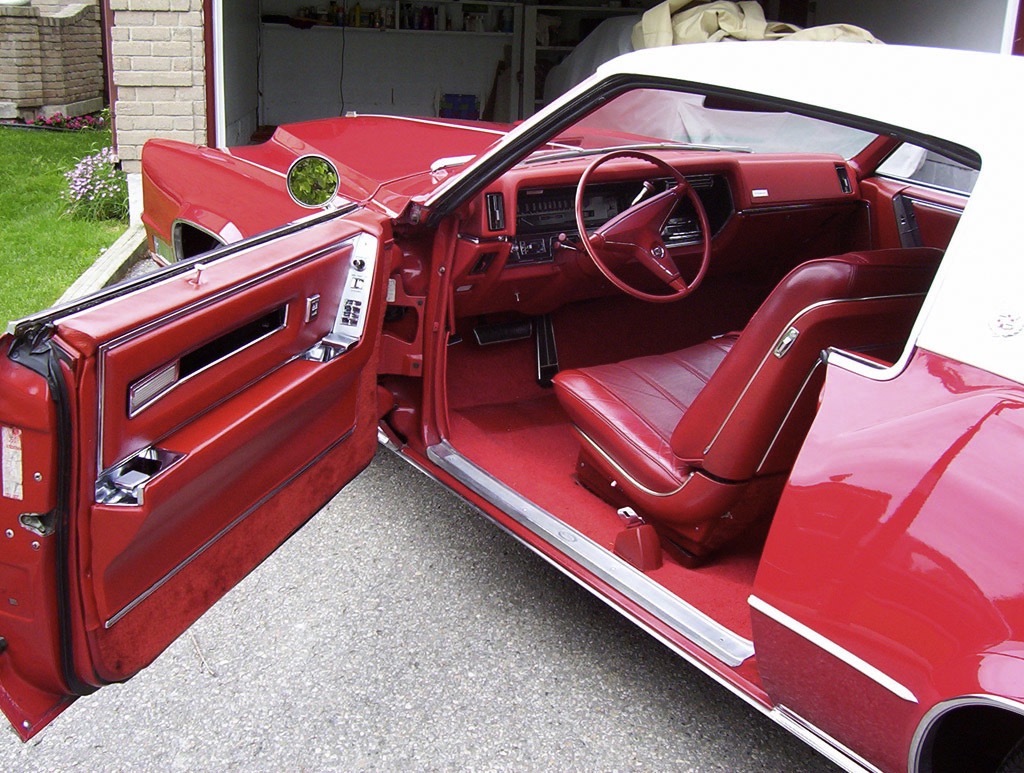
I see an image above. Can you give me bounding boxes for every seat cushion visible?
[553,336,736,491]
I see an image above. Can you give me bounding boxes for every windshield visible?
[535,88,878,160]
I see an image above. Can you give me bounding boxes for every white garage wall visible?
[220,1,260,146]
[813,0,1011,52]
[259,23,514,125]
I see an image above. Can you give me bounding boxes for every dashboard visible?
[509,174,733,266]
[450,153,864,318]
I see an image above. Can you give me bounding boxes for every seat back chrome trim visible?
[703,292,928,459]
[426,440,754,666]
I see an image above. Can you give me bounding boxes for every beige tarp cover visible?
[632,0,880,50]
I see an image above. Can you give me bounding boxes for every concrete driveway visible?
[0,448,837,771]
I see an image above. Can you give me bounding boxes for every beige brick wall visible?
[110,0,206,175]
[0,8,44,107]
[0,4,102,115]
[40,5,105,105]
[31,0,97,14]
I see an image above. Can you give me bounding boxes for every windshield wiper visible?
[522,141,752,165]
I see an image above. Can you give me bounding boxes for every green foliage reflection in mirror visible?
[287,155,340,208]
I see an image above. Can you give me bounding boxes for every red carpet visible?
[448,392,760,641]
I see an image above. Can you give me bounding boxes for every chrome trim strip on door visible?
[426,440,755,666]
[104,426,356,628]
[748,594,918,703]
[95,233,373,478]
[126,306,289,417]
[905,196,965,217]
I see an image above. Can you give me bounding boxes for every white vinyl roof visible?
[594,42,1021,158]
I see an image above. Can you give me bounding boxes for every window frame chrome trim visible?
[875,171,974,199]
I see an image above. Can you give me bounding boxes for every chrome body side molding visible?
[749,594,918,703]
[426,440,754,667]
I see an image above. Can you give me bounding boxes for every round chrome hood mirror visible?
[286,155,340,208]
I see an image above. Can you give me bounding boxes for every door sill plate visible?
[426,440,754,667]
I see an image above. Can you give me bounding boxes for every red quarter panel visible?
[754,349,1024,771]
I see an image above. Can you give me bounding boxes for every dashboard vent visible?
[684,174,716,190]
[663,174,715,191]
[485,192,505,231]
[835,165,853,194]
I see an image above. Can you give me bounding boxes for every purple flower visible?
[63,146,128,221]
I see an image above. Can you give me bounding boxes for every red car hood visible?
[231,115,510,213]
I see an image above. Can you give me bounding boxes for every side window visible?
[876,142,978,195]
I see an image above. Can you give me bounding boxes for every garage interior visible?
[212,0,1019,149]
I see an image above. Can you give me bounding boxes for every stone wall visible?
[32,0,92,14]
[0,3,104,120]
[109,0,206,175]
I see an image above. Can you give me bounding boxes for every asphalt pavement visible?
[0,448,838,771]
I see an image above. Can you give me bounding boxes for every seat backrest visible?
[670,247,943,481]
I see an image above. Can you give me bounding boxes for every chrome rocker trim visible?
[426,440,754,667]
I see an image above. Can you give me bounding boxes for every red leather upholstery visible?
[554,337,735,491]
[553,247,942,556]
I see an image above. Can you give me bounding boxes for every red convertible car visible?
[1,42,1022,773]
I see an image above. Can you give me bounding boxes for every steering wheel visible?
[574,150,712,303]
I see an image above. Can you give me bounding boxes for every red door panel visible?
[860,177,965,250]
[0,354,71,737]
[0,211,390,737]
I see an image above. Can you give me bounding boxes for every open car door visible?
[0,210,391,739]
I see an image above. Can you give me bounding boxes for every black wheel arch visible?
[912,697,1024,773]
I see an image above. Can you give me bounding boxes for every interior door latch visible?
[19,511,55,537]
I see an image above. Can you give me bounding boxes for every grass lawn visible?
[0,126,125,327]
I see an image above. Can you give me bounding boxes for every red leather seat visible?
[553,248,942,560]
